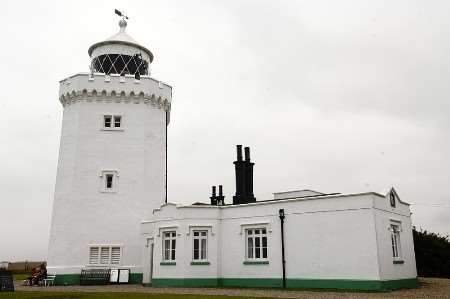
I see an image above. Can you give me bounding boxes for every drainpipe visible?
[165,110,168,204]
[279,208,286,288]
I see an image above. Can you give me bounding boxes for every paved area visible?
[14,278,450,299]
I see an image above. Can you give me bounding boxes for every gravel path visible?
[14,278,450,299]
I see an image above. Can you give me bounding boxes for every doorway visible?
[143,238,154,285]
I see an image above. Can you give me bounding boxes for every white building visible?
[140,147,418,291]
[47,17,171,285]
[48,17,418,291]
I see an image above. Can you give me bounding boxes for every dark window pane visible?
[247,238,253,258]
[262,236,267,247]
[194,232,199,236]
[193,249,199,260]
[106,175,113,189]
[114,116,121,128]
[255,229,260,235]
[104,116,112,127]
[262,229,266,234]
[263,248,267,258]
[201,239,207,259]
[194,239,199,250]
[247,230,252,235]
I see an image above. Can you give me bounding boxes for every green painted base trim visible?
[160,262,176,266]
[53,273,143,285]
[129,273,143,284]
[152,278,219,287]
[393,260,405,264]
[151,277,419,291]
[243,261,269,265]
[190,261,210,265]
[54,274,80,286]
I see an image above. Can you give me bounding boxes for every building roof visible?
[88,19,153,62]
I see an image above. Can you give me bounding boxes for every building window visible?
[104,115,112,128]
[105,174,114,190]
[193,231,207,261]
[390,192,396,208]
[100,170,118,193]
[114,116,121,128]
[162,231,176,261]
[103,115,122,130]
[390,223,402,260]
[246,228,267,260]
[89,246,121,265]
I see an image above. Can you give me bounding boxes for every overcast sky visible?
[1,0,449,262]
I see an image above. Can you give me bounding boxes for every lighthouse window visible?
[103,115,123,130]
[101,170,118,193]
[104,115,112,127]
[105,174,113,189]
[114,116,121,128]
[89,245,121,265]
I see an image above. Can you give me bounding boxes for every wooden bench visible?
[80,269,110,285]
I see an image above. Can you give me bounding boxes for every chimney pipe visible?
[212,186,216,197]
[236,145,243,161]
[244,147,250,161]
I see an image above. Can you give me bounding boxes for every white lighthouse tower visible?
[47,15,171,284]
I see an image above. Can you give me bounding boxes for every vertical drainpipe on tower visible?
[165,110,168,204]
[279,208,286,288]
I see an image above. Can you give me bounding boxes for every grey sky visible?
[1,0,449,261]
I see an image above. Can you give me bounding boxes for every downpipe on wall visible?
[279,208,286,288]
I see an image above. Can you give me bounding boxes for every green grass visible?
[0,292,266,299]
[13,274,30,281]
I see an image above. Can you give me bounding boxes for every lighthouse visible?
[47,14,171,284]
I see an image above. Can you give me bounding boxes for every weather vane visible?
[115,9,129,20]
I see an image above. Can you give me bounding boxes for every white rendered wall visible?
[142,193,389,282]
[372,193,417,280]
[48,75,170,275]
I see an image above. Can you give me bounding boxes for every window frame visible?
[102,114,123,131]
[162,231,177,262]
[100,170,119,193]
[390,222,402,261]
[192,230,208,262]
[245,228,268,261]
[88,245,122,266]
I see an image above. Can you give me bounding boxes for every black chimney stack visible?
[210,186,217,205]
[216,185,225,205]
[210,185,225,206]
[233,145,256,205]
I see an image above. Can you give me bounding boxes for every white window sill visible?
[100,190,117,193]
[101,128,124,132]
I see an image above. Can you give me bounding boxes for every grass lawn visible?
[0,292,262,299]
[13,274,29,282]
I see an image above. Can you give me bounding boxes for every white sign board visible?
[110,269,119,283]
[118,269,129,283]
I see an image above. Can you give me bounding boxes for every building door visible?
[149,243,154,284]
[143,238,154,284]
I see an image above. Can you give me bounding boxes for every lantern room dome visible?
[88,19,153,77]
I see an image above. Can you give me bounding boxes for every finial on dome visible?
[115,9,129,31]
[119,19,127,31]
